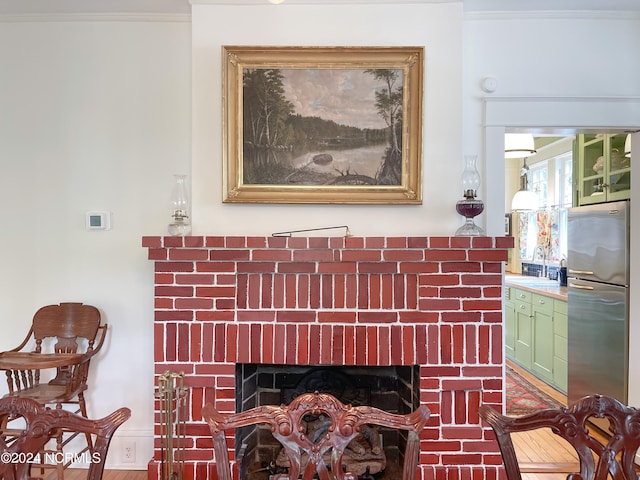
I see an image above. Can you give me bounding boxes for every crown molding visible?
[0,12,191,22]
[465,9,640,20]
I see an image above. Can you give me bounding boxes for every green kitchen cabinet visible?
[513,288,533,370]
[504,285,567,393]
[531,293,554,383]
[577,133,630,206]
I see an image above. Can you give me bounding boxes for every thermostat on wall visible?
[86,211,111,230]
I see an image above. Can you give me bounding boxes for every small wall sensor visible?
[86,211,111,230]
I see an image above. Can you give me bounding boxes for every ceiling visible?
[0,0,639,15]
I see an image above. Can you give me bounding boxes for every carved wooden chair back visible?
[0,396,130,480]
[202,391,430,480]
[479,394,640,480]
[7,302,106,398]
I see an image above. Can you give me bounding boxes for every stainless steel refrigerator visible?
[567,200,630,406]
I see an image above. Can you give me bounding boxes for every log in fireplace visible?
[143,235,513,480]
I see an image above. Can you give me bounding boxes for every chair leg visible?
[77,393,94,453]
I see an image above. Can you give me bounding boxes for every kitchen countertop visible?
[505,274,568,301]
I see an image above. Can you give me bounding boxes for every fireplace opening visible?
[234,364,420,480]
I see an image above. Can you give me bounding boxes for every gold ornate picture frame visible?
[222,46,424,204]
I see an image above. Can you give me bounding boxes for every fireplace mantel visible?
[143,235,513,480]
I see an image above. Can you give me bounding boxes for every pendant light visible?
[505,133,536,159]
[511,157,538,212]
[505,133,538,212]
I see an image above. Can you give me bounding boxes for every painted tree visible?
[365,68,404,184]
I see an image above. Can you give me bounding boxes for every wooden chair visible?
[479,394,640,480]
[0,303,108,479]
[202,390,430,480]
[0,396,130,480]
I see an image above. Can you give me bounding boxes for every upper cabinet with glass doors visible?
[576,134,630,205]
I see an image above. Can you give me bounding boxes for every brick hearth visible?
[142,235,513,480]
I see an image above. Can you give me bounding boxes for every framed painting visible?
[222,46,424,204]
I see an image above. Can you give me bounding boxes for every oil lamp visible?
[455,155,485,236]
[168,174,191,236]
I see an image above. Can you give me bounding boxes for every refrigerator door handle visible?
[569,269,594,276]
[569,283,594,290]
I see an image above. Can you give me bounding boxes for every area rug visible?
[506,366,564,416]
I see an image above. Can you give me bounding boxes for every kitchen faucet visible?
[533,244,549,278]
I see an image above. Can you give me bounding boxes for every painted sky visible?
[279,68,402,130]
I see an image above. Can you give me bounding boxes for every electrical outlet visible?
[123,440,136,463]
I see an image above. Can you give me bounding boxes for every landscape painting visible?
[222,46,424,204]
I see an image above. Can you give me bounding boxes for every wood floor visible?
[506,361,598,480]
[48,366,580,480]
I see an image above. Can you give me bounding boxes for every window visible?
[518,152,572,266]
[529,161,548,208]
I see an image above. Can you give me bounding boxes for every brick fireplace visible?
[142,235,513,480]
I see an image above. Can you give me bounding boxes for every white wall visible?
[191,2,465,237]
[0,18,191,468]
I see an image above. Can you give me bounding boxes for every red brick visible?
[333,325,344,364]
[386,237,407,248]
[225,236,248,248]
[309,275,321,308]
[195,261,235,272]
[471,237,493,248]
[278,262,317,273]
[163,236,184,247]
[495,236,514,248]
[442,262,482,273]
[344,236,365,248]
[176,274,215,285]
[155,273,173,284]
[364,237,385,248]
[148,248,168,260]
[204,236,225,247]
[297,324,309,365]
[317,311,356,323]
[169,249,209,261]
[309,237,330,248]
[403,325,415,364]
[462,300,502,311]
[400,262,440,273]
[394,274,406,309]
[341,249,382,262]
[400,311,439,324]
[209,250,250,261]
[142,236,162,248]
[468,250,508,262]
[251,249,291,261]
[366,326,378,365]
[419,299,461,311]
[383,249,424,261]
[320,324,332,364]
[155,285,193,297]
[321,274,332,308]
[379,326,390,365]
[317,262,357,273]
[344,325,355,365]
[293,249,334,262]
[286,323,297,364]
[196,286,236,298]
